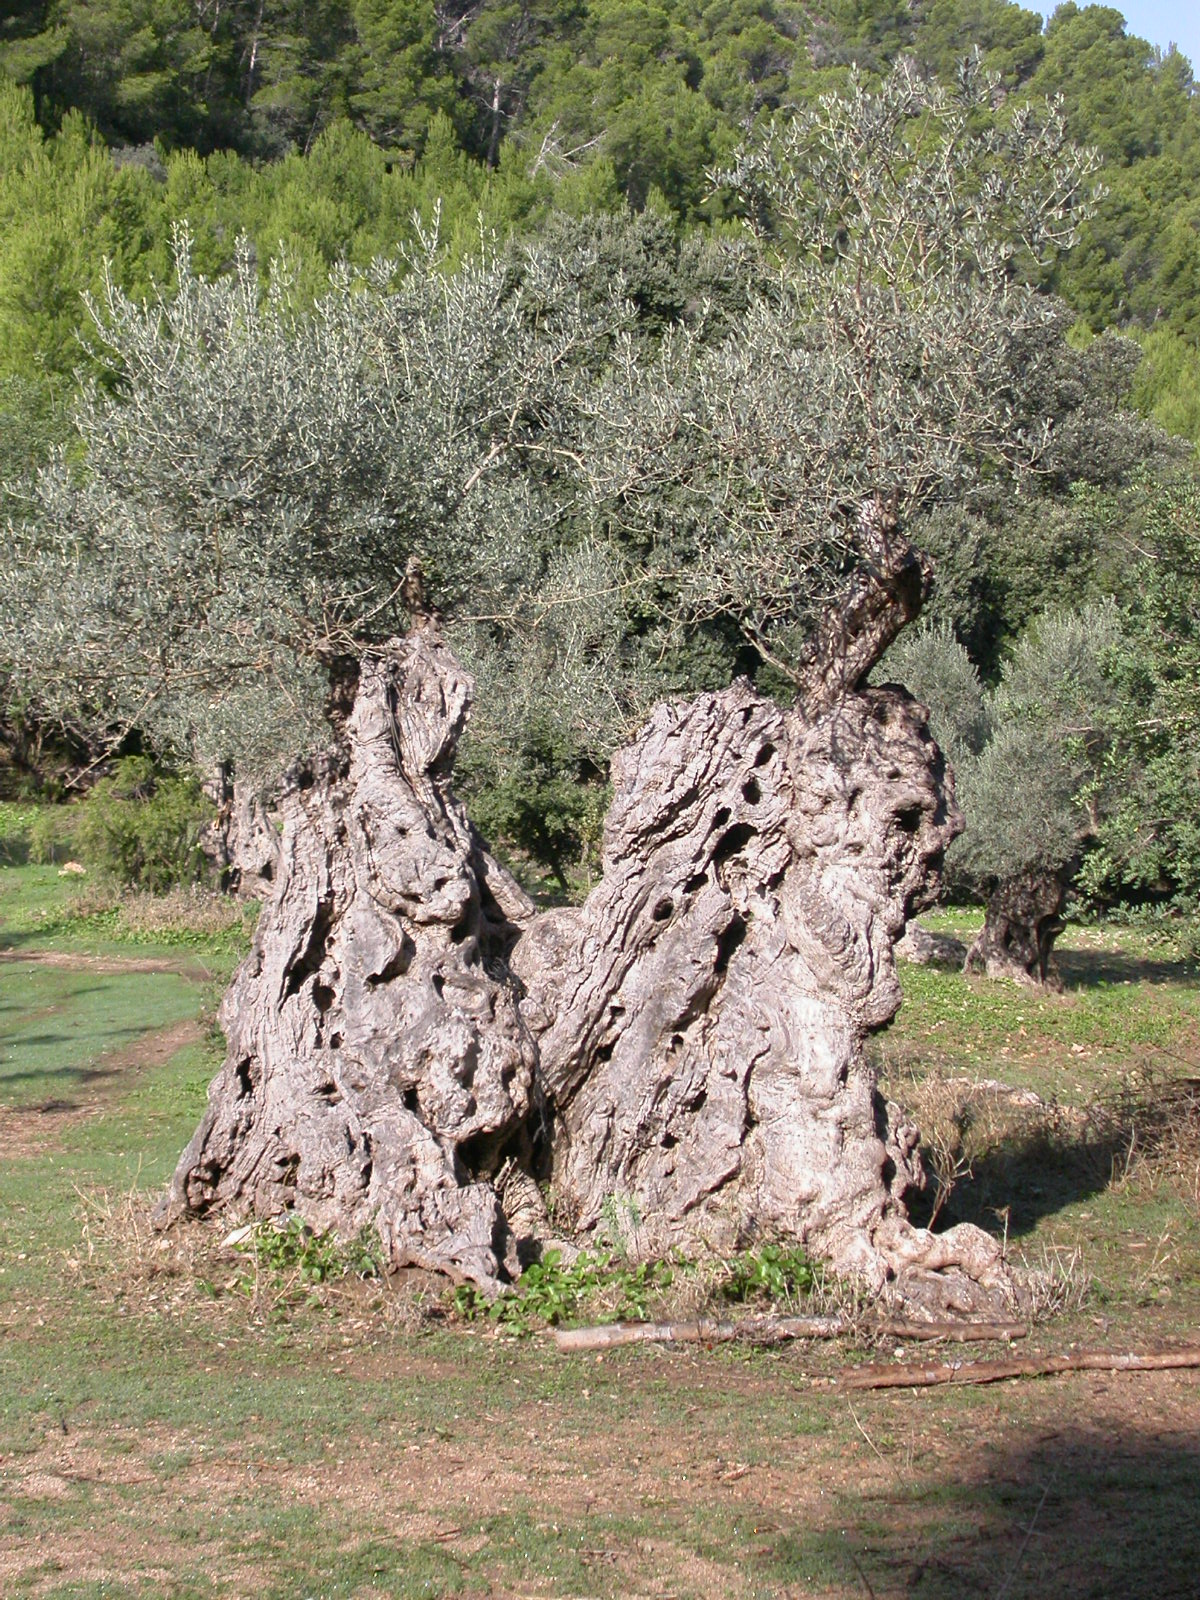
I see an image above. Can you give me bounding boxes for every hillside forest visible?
[1,0,1199,959]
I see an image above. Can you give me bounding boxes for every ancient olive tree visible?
[2,64,1100,1312]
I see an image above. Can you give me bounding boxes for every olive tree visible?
[885,606,1127,983]
[2,64,1104,1309]
[2,220,630,784]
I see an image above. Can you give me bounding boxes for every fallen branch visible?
[553,1315,1027,1354]
[836,1346,1200,1391]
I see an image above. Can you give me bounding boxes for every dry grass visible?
[893,1059,1200,1235]
[1094,1069,1200,1213]
[115,883,258,938]
[71,1182,449,1337]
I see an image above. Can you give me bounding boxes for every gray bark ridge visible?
[155,633,540,1289]
[515,678,1016,1313]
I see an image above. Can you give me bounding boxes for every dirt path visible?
[0,1016,206,1158]
[0,947,216,980]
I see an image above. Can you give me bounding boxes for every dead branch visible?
[554,1315,1028,1353]
[835,1346,1200,1391]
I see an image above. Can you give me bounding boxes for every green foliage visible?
[72,755,213,890]
[3,223,637,779]
[877,622,990,767]
[717,1243,817,1304]
[453,1245,675,1333]
[1083,478,1200,925]
[453,1239,823,1332]
[0,798,40,863]
[460,725,609,895]
[1129,326,1200,447]
[236,1214,383,1285]
[2,0,1200,374]
[572,61,1102,687]
[891,604,1128,894]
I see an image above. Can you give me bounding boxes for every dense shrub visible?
[73,756,213,891]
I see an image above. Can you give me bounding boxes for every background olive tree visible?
[884,605,1128,981]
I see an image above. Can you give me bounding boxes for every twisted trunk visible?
[156,634,542,1288]
[159,514,1027,1317]
[965,871,1066,988]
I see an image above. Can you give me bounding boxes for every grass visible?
[0,960,201,1110]
[3,857,1200,1597]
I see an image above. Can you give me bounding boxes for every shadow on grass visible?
[907,1072,1200,1239]
[909,1125,1120,1237]
[798,1423,1200,1600]
[0,1019,172,1113]
[1057,946,1199,990]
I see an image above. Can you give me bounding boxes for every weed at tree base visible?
[451,1240,829,1335]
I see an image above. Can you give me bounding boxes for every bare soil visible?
[3,1348,1198,1598]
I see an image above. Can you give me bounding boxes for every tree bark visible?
[158,521,1030,1316]
[513,676,1018,1317]
[202,764,281,897]
[964,871,1066,987]
[155,633,543,1290]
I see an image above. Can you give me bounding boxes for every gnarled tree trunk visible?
[964,871,1066,988]
[514,679,1012,1315]
[158,511,1026,1317]
[156,633,543,1288]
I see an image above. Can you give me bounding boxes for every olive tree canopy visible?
[2,60,1101,788]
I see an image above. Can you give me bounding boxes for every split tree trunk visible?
[158,512,1027,1317]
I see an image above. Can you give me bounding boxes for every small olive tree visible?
[885,605,1127,983]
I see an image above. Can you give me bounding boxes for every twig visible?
[995,1480,1050,1600]
[554,1315,1028,1353]
[848,1549,878,1599]
[847,1401,887,1466]
[835,1346,1200,1391]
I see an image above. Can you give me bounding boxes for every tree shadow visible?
[908,1127,1119,1238]
[907,1074,1200,1239]
[827,1422,1200,1599]
[0,930,74,955]
[1057,946,1198,990]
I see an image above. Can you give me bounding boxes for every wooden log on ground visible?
[836,1346,1200,1390]
[554,1315,1028,1353]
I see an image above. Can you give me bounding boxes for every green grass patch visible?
[0,959,202,1110]
[880,923,1200,1107]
